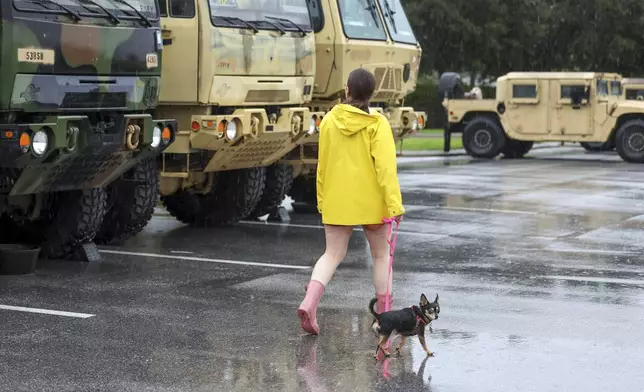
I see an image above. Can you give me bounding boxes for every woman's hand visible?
[393,214,404,223]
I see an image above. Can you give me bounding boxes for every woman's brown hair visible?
[343,68,377,113]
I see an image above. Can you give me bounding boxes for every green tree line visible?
[402,0,644,127]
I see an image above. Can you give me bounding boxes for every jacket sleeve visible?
[370,117,405,217]
[316,116,329,214]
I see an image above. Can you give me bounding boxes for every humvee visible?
[283,0,427,210]
[0,1,176,258]
[440,71,644,163]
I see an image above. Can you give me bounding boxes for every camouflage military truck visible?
[283,0,427,210]
[439,71,644,163]
[0,1,176,258]
[153,0,322,226]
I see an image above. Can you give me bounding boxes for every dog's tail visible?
[369,297,379,320]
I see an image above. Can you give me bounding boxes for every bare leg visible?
[363,223,391,295]
[309,225,354,286]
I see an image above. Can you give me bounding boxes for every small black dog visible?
[369,293,440,358]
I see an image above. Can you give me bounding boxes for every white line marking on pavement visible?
[516,248,637,255]
[99,249,310,270]
[438,206,538,215]
[541,276,644,286]
[170,250,194,254]
[239,220,447,239]
[0,304,95,319]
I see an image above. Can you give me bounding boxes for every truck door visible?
[503,79,549,136]
[158,0,199,103]
[549,79,593,136]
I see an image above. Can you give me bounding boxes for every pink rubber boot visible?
[297,280,325,335]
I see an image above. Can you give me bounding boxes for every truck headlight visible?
[226,121,238,141]
[32,130,48,156]
[151,125,162,148]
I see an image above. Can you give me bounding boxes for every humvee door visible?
[549,78,593,136]
[502,78,549,136]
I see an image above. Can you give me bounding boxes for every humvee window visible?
[560,85,587,100]
[625,89,644,101]
[378,0,417,44]
[596,80,608,96]
[170,0,195,17]
[610,81,622,96]
[512,85,537,99]
[338,0,388,41]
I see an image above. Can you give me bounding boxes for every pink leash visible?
[381,217,400,358]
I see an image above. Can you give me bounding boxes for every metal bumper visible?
[378,107,427,140]
[161,107,325,174]
[0,114,176,196]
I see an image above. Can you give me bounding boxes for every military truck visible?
[0,1,176,258]
[284,0,427,210]
[439,71,644,163]
[153,0,322,226]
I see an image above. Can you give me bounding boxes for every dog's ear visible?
[434,294,439,304]
[420,293,429,305]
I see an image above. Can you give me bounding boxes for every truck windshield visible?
[378,0,416,44]
[338,0,387,41]
[209,0,312,32]
[13,0,158,20]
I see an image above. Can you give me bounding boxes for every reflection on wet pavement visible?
[2,150,644,391]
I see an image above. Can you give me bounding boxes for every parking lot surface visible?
[1,146,643,392]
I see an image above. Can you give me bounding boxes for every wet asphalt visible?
[1,145,644,392]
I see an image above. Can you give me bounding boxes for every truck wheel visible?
[502,139,533,159]
[95,158,159,245]
[248,163,294,219]
[162,167,266,226]
[462,117,506,158]
[289,174,318,213]
[616,119,644,163]
[42,188,107,260]
[162,191,202,225]
[580,141,614,152]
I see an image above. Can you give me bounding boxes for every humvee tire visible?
[248,163,294,219]
[163,167,266,226]
[580,141,615,152]
[95,158,159,245]
[462,117,506,158]
[502,139,533,159]
[615,119,644,163]
[42,188,107,260]
[438,72,466,100]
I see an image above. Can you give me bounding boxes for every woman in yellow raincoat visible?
[297,68,405,335]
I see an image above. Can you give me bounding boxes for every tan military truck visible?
[284,0,427,210]
[440,71,644,163]
[152,0,323,225]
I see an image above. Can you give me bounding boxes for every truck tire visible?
[438,72,466,100]
[289,174,318,213]
[616,119,644,163]
[462,117,506,159]
[248,163,294,219]
[42,188,107,260]
[95,158,159,245]
[502,139,533,159]
[162,167,266,226]
[580,141,615,152]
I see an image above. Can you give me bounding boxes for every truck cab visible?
[155,0,321,226]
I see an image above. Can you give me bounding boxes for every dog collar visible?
[409,306,428,334]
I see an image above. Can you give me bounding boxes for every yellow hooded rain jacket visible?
[316,103,405,225]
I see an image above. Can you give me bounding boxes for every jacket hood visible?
[331,103,381,136]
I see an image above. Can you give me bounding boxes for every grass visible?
[399,129,464,151]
